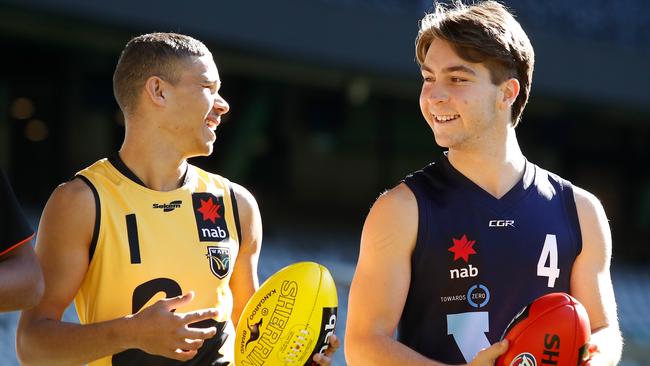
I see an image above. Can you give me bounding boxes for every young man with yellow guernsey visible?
[16,32,338,366]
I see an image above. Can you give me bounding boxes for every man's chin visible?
[187,144,213,158]
[199,145,213,157]
[432,133,451,149]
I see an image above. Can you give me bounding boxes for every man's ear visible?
[498,78,520,110]
[143,76,167,107]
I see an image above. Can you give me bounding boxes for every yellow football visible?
[234,261,338,366]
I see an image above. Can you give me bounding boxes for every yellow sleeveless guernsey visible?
[74,157,240,366]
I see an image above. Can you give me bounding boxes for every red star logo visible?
[197,197,221,223]
[448,234,477,262]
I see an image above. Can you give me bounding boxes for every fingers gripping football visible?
[469,340,509,366]
[312,333,341,366]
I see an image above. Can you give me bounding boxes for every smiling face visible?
[163,54,230,158]
[419,38,512,152]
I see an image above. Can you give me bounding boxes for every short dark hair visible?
[113,32,211,115]
[415,1,534,126]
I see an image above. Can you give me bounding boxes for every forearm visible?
[588,325,623,366]
[346,333,451,366]
[0,251,44,311]
[17,315,134,366]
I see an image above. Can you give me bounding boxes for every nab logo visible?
[489,219,514,227]
[152,200,182,212]
[448,234,477,262]
[192,192,230,242]
[449,264,478,279]
[202,227,227,239]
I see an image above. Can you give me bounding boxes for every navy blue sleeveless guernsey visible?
[400,154,582,364]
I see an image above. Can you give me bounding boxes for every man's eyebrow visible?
[442,65,476,75]
[419,64,476,75]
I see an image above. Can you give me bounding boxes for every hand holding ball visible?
[235,262,338,365]
[496,292,591,366]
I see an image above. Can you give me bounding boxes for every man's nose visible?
[426,83,449,104]
[214,95,229,115]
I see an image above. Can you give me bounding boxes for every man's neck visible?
[447,127,526,199]
[118,143,188,192]
[119,114,192,191]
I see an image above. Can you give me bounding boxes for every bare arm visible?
[0,238,44,312]
[17,179,217,366]
[229,182,262,329]
[346,184,507,366]
[570,187,622,366]
[17,179,133,365]
[346,184,436,365]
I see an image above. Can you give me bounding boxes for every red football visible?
[496,292,591,366]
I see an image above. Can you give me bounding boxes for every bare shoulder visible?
[230,182,261,232]
[571,185,610,244]
[38,177,96,250]
[362,183,418,253]
[230,182,259,214]
[48,177,96,210]
[570,184,611,274]
[371,182,417,214]
[367,182,418,230]
[572,185,606,218]
[229,182,262,248]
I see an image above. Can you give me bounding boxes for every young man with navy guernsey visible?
[346,2,622,366]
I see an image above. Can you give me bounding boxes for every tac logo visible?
[152,200,182,212]
[448,234,477,262]
[509,352,536,366]
[206,246,231,279]
[192,192,230,242]
[466,284,490,308]
[489,219,515,228]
